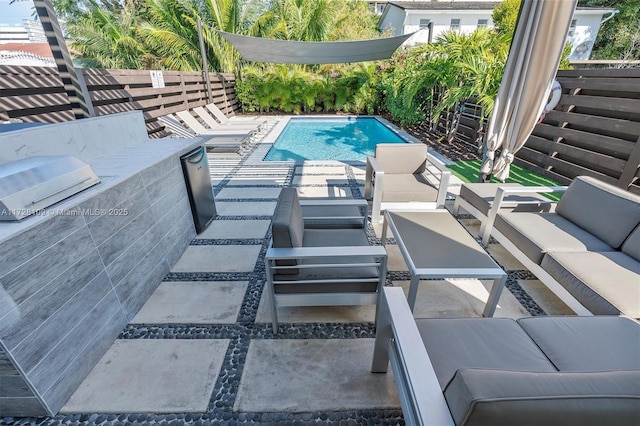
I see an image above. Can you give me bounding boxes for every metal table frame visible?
[381,209,507,317]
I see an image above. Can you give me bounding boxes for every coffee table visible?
[381,210,507,317]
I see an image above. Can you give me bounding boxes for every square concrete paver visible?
[172,245,261,273]
[234,339,399,412]
[518,279,575,315]
[216,187,282,200]
[131,281,248,324]
[394,278,530,319]
[197,219,270,240]
[291,175,349,186]
[294,165,346,175]
[215,201,277,216]
[62,339,229,413]
[296,186,352,198]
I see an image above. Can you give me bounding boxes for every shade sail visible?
[216,31,414,64]
[479,0,578,182]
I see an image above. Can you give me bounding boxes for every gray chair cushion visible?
[459,183,554,216]
[273,228,379,294]
[300,204,364,229]
[415,318,555,390]
[272,188,304,274]
[375,143,427,174]
[517,316,640,372]
[445,369,640,426]
[541,251,640,317]
[622,224,640,261]
[380,174,438,202]
[494,212,613,265]
[556,176,640,249]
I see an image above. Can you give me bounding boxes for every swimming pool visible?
[263,117,407,161]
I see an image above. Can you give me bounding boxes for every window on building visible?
[419,19,431,29]
[477,19,488,28]
[450,19,461,31]
[568,19,577,37]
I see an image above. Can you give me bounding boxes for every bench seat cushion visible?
[273,228,379,294]
[415,318,555,390]
[541,251,640,317]
[517,316,640,371]
[380,174,438,203]
[459,183,553,216]
[494,212,613,265]
[444,369,640,426]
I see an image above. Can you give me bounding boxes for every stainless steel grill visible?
[0,156,100,221]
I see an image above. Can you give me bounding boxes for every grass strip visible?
[447,160,563,201]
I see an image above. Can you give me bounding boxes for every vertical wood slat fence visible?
[0,65,237,138]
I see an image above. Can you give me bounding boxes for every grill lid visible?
[0,156,100,221]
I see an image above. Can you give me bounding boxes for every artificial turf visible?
[447,160,563,201]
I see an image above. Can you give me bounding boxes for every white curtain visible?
[480,0,578,182]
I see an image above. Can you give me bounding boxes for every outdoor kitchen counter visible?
[0,119,203,416]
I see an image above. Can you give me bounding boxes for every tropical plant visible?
[580,0,639,62]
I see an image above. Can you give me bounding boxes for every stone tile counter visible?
[0,112,203,416]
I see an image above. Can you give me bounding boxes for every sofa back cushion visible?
[375,143,426,174]
[271,188,304,274]
[622,224,640,261]
[556,176,640,249]
[444,369,640,426]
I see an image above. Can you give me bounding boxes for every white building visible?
[377,1,617,60]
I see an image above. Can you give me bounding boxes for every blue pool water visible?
[264,117,406,161]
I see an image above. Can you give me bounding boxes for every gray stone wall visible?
[0,154,195,416]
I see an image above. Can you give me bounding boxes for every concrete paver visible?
[172,245,261,273]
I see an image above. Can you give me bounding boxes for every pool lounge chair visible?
[365,143,451,222]
[193,106,264,132]
[158,114,246,150]
[372,286,640,426]
[265,188,387,333]
[205,103,265,126]
[175,110,255,138]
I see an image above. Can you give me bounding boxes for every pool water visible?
[264,117,406,161]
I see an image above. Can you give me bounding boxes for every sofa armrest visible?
[365,155,384,199]
[481,185,568,245]
[371,287,455,426]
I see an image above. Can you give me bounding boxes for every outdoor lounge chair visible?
[372,286,640,426]
[175,110,255,138]
[158,114,247,150]
[193,106,262,132]
[364,143,451,222]
[205,103,265,126]
[265,188,387,333]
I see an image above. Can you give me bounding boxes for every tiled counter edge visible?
[0,138,202,416]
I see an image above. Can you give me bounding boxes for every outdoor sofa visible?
[470,175,640,318]
[372,287,640,426]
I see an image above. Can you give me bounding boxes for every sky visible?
[0,0,35,25]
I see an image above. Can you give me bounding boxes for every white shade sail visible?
[216,31,414,64]
[480,0,578,182]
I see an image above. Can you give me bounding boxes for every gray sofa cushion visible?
[415,318,555,390]
[459,183,553,216]
[272,188,304,274]
[517,316,640,372]
[300,204,364,229]
[494,212,613,265]
[380,174,438,202]
[541,251,640,317]
[556,176,640,249]
[273,228,379,294]
[444,369,640,426]
[375,143,426,174]
[622,224,640,261]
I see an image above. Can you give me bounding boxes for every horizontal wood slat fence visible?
[2,66,639,193]
[0,66,237,138]
[520,68,640,194]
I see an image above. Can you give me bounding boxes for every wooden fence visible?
[0,66,237,138]
[519,68,640,194]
